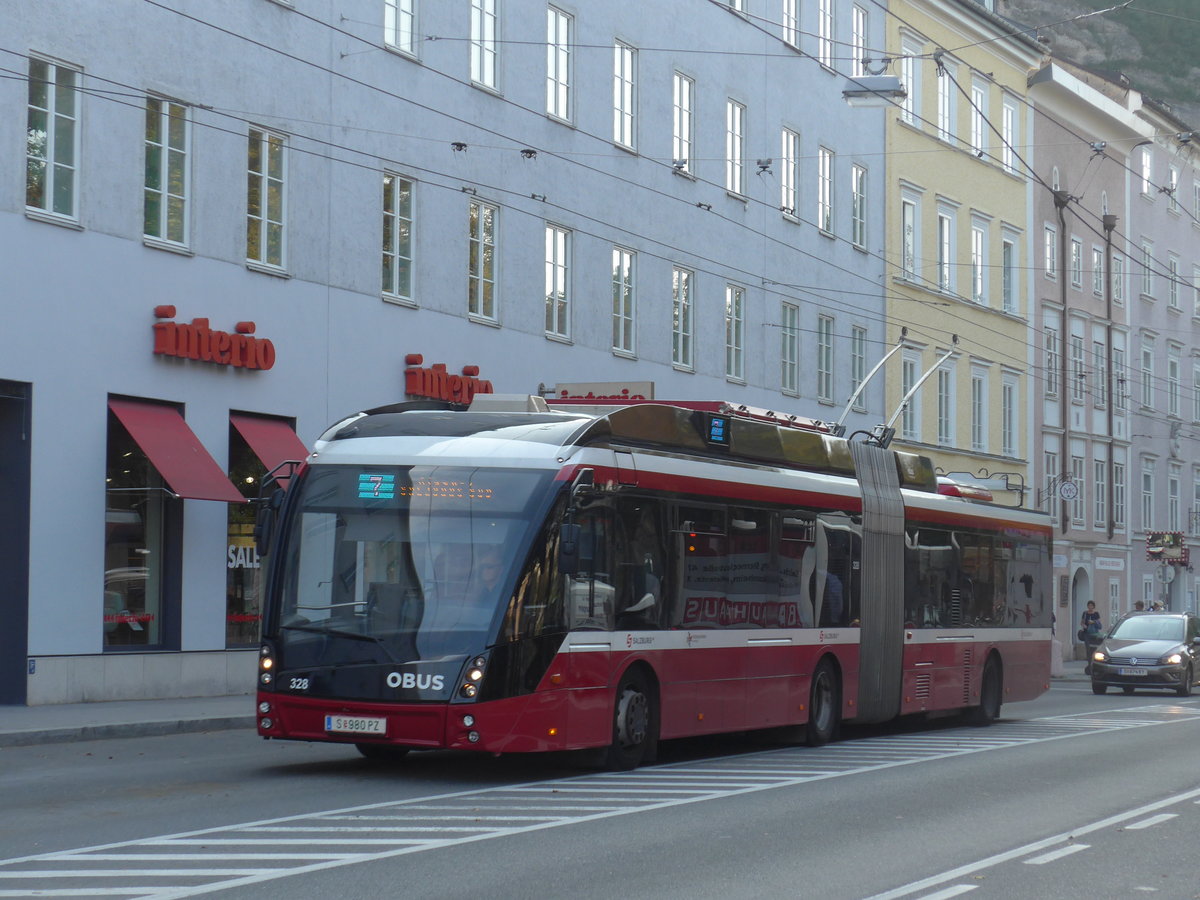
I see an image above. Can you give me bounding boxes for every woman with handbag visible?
[1079,601,1103,674]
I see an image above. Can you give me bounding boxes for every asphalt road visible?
[2,679,1199,899]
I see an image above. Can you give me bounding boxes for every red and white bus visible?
[253,396,1052,768]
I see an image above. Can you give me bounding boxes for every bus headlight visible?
[260,672,273,685]
[460,683,478,698]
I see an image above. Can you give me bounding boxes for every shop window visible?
[104,410,179,648]
[227,425,264,646]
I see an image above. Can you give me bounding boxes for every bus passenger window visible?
[614,499,667,630]
[566,510,615,631]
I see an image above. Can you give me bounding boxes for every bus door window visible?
[779,513,816,627]
[906,527,956,628]
[728,508,776,627]
[566,507,615,631]
[814,513,858,628]
[673,504,728,629]
[613,498,666,630]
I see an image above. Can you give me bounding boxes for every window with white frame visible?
[1168,166,1180,212]
[1194,266,1200,317]
[1142,459,1154,530]
[1114,346,1127,412]
[1092,339,1107,409]
[726,99,745,195]
[1070,334,1085,403]
[470,0,498,88]
[1044,225,1057,278]
[382,172,413,302]
[1194,475,1200,536]
[781,301,800,394]
[851,326,867,408]
[544,224,570,338]
[1112,253,1124,303]
[937,62,955,143]
[1071,455,1086,524]
[246,127,286,268]
[899,41,919,126]
[1002,234,1017,313]
[971,368,987,451]
[725,285,744,380]
[1168,348,1181,417]
[937,364,954,446]
[782,0,800,47]
[851,6,868,77]
[1001,96,1017,174]
[468,199,497,319]
[1141,339,1154,407]
[851,164,867,248]
[781,128,800,216]
[1113,460,1126,527]
[672,266,692,368]
[1092,246,1104,296]
[1003,372,1020,455]
[1194,364,1200,422]
[901,351,920,440]
[547,7,572,120]
[1140,147,1152,195]
[817,315,834,402]
[613,41,636,148]
[937,210,954,292]
[1070,237,1083,288]
[385,0,416,56]
[1094,457,1108,527]
[27,57,80,218]
[901,195,918,279]
[1141,241,1153,296]
[970,78,987,156]
[971,221,986,303]
[1044,449,1059,516]
[673,72,693,172]
[1044,327,1060,398]
[611,246,635,354]
[817,147,833,232]
[1169,255,1180,308]
[144,97,189,246]
[1169,465,1181,531]
[817,0,834,67]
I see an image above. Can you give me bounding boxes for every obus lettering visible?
[385,672,445,691]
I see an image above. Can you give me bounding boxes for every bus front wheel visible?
[605,669,657,771]
[805,659,841,746]
[966,657,1002,725]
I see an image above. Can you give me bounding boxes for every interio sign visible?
[404,354,493,404]
[152,306,276,370]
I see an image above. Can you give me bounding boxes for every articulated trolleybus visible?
[254,395,1052,769]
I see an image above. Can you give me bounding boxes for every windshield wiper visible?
[281,622,389,647]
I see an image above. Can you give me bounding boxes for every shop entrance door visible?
[0,382,31,704]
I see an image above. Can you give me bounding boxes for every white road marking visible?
[1023,843,1090,864]
[1124,813,1178,829]
[916,886,978,899]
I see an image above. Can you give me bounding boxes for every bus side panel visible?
[743,643,799,729]
[562,644,616,749]
[994,636,1052,703]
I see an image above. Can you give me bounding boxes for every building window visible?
[672,266,693,368]
[144,97,189,246]
[547,7,572,120]
[470,0,498,88]
[1112,253,1124,304]
[1070,335,1085,404]
[1141,242,1153,297]
[1194,365,1200,423]
[1092,340,1107,409]
[936,62,955,143]
[971,223,986,303]
[1142,460,1154,531]
[817,0,834,67]
[1070,238,1082,288]
[851,164,867,248]
[937,365,954,446]
[673,72,693,172]
[937,211,954,292]
[851,326,867,409]
[1044,327,1060,398]
[1168,350,1181,417]
[1169,255,1180,309]
[468,200,497,319]
[1001,97,1017,174]
[613,41,636,149]
[817,315,834,402]
[817,147,833,233]
[384,0,416,55]
[782,0,799,47]
[726,100,745,195]
[1114,346,1127,413]
[970,79,987,156]
[246,128,286,268]
[901,352,920,440]
[725,285,745,380]
[611,247,635,354]
[27,57,80,218]
[1092,246,1104,296]
[1113,460,1126,527]
[1168,166,1180,212]
[1002,375,1017,457]
[971,369,987,452]
[851,6,868,77]
[1044,450,1059,517]
[1071,455,1086,524]
[1140,147,1152,195]
[1044,225,1057,279]
[544,224,570,338]
[781,302,800,394]
[1169,466,1181,531]
[1001,236,1016,313]
[899,43,918,126]
[781,128,800,216]
[901,196,917,279]
[1094,458,1108,528]
[382,173,413,302]
[1141,340,1154,408]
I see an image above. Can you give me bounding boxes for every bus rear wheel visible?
[356,743,410,762]
[605,669,657,771]
[966,657,1002,725]
[805,659,840,746]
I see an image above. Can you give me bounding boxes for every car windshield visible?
[1109,616,1184,642]
[274,463,556,664]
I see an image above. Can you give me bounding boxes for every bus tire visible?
[805,658,841,746]
[355,743,410,762]
[605,668,657,771]
[966,657,1002,725]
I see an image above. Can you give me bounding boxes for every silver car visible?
[1090,612,1200,696]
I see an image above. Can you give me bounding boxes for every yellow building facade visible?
[882,0,1044,502]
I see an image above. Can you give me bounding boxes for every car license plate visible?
[324,715,386,735]
[1117,667,1148,677]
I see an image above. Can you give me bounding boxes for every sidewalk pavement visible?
[0,660,1093,750]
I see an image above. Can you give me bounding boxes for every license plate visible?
[1118,667,1148,677]
[324,715,386,735]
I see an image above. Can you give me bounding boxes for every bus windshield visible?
[274,464,556,664]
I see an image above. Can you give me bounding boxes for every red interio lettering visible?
[404,360,494,404]
[153,317,276,371]
[557,389,647,400]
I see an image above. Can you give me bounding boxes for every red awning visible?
[108,398,245,503]
[230,413,309,480]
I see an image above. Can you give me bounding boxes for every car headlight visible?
[1164,652,1183,665]
[1092,649,1107,662]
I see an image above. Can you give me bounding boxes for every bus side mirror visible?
[254,489,284,556]
[559,523,581,576]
